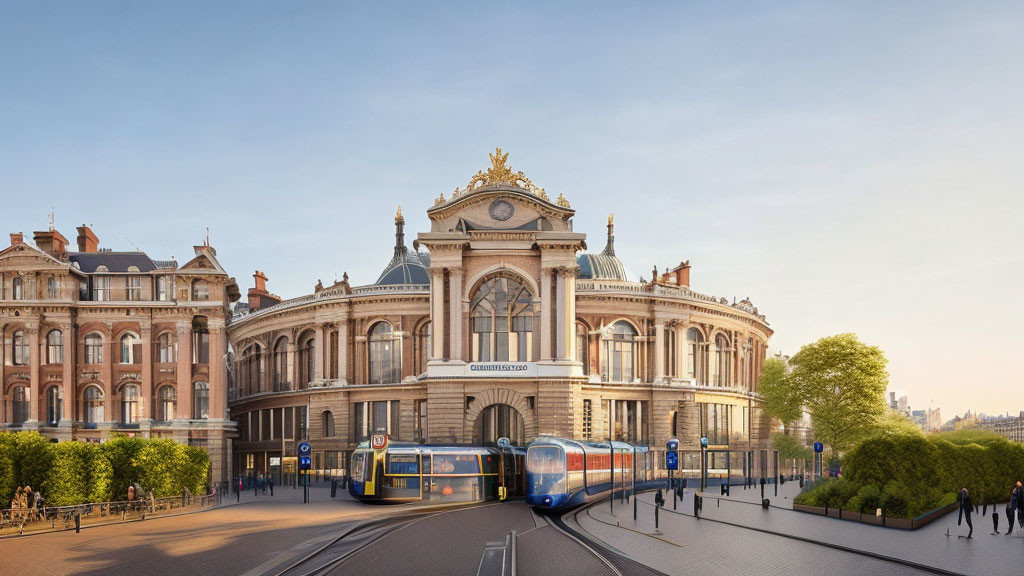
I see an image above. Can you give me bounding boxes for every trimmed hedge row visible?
[795,430,1022,519]
[0,432,209,507]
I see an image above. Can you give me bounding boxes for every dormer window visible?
[93,276,110,301]
[126,276,142,301]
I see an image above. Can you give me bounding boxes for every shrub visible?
[847,484,881,514]
[44,442,95,506]
[100,435,145,500]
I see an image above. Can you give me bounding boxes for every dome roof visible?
[576,213,631,281]
[376,206,431,285]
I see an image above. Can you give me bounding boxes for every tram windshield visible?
[527,445,565,494]
[351,452,367,482]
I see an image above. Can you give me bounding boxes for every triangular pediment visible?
[0,242,78,273]
[180,247,227,275]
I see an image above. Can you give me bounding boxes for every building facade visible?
[228,150,774,482]
[0,225,239,484]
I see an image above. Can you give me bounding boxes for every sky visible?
[2,2,1021,420]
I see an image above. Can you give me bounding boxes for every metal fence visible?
[1,492,220,536]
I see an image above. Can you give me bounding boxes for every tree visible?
[758,357,803,433]
[789,333,889,457]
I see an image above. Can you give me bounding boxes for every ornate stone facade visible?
[0,226,240,485]
[228,150,773,482]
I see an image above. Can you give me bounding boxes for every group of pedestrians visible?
[231,473,274,502]
[8,486,43,520]
[957,481,1024,538]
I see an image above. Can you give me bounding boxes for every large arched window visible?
[193,381,210,419]
[12,277,24,300]
[470,275,537,362]
[158,332,176,363]
[46,385,62,426]
[575,322,589,375]
[158,385,177,421]
[120,333,141,364]
[12,386,29,424]
[415,321,431,374]
[687,328,707,385]
[121,384,139,425]
[368,322,401,384]
[322,410,335,437]
[297,332,315,388]
[83,386,104,425]
[12,330,28,366]
[273,337,289,390]
[714,333,732,387]
[244,344,264,394]
[601,321,637,383]
[47,329,63,364]
[84,333,104,364]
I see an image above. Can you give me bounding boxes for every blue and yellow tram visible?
[525,436,658,510]
[348,436,525,504]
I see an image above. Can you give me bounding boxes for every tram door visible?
[500,451,525,498]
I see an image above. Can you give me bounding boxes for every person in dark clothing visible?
[959,488,974,538]
[1007,485,1018,535]
[268,475,274,496]
[1017,481,1024,535]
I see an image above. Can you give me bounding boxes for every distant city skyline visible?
[2,2,1021,419]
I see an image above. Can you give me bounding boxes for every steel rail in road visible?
[543,503,669,576]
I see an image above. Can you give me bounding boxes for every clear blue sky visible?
[2,2,1021,420]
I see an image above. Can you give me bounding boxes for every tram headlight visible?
[543,496,552,506]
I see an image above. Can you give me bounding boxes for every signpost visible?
[298,440,312,504]
[666,438,679,510]
[813,441,823,480]
[699,436,709,491]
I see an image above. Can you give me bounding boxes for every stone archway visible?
[464,388,538,445]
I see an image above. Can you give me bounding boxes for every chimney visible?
[248,270,280,312]
[76,225,98,253]
[253,270,267,292]
[10,232,24,246]
[33,229,69,259]
[673,260,691,287]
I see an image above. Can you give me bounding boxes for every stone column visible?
[61,322,74,424]
[28,323,40,423]
[209,325,226,420]
[654,322,666,381]
[313,325,324,380]
[430,269,445,360]
[540,268,553,361]
[176,322,192,419]
[337,319,349,384]
[448,267,463,361]
[140,323,153,423]
[555,268,566,359]
[564,270,576,362]
[287,331,297,389]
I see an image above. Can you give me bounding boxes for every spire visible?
[602,213,615,256]
[393,206,407,259]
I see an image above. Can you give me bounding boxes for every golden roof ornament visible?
[395,205,403,221]
[434,191,446,206]
[556,192,570,208]
[461,147,557,203]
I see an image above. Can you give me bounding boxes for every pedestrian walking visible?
[1007,485,1018,535]
[958,488,974,539]
[235,476,241,502]
[268,475,274,496]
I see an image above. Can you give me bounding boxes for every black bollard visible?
[762,498,770,510]
[760,479,765,499]
[75,512,81,534]
[993,512,1000,534]
[694,493,701,519]
[634,490,638,521]
[655,502,660,530]
[331,479,337,498]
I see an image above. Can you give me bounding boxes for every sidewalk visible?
[573,485,1024,576]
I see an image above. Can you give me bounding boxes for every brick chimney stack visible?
[76,225,98,253]
[34,229,70,259]
[671,260,691,287]
[10,232,24,246]
[248,270,280,312]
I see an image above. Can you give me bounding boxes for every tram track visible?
[544,502,669,576]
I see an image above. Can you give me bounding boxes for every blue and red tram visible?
[348,437,525,504]
[525,436,659,510]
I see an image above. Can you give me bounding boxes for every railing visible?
[1,492,220,536]
[232,284,430,323]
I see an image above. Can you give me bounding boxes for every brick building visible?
[228,149,774,483]
[0,224,240,484]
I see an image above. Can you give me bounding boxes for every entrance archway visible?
[473,403,526,446]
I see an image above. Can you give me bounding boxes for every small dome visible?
[577,253,631,281]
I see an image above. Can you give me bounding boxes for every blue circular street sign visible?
[699,437,709,449]
[814,442,824,453]
[298,441,312,456]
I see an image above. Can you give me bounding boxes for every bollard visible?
[331,479,337,498]
[634,490,638,521]
[75,513,81,534]
[761,498,770,510]
[799,474,804,489]
[693,493,701,519]
[760,479,765,499]
[655,501,660,530]
[993,512,999,534]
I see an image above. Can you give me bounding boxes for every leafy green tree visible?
[772,432,812,461]
[789,334,889,457]
[45,442,94,506]
[758,357,803,433]
[876,409,924,438]
[1,431,54,498]
[100,435,145,500]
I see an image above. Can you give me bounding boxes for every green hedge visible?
[795,430,1021,518]
[0,432,209,507]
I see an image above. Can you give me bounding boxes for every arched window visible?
[12,386,29,424]
[368,322,401,384]
[687,328,707,385]
[121,384,139,425]
[470,274,537,362]
[575,322,589,375]
[47,276,58,299]
[47,329,63,364]
[297,333,315,388]
[158,332,176,363]
[158,385,177,421]
[191,279,209,301]
[244,344,264,394]
[46,385,62,426]
[84,333,104,364]
[12,277,23,300]
[120,333,141,364]
[601,321,637,383]
[83,386,104,425]
[12,330,28,366]
[664,326,677,378]
[273,337,289,390]
[415,321,431,374]
[193,381,210,419]
[322,410,335,437]
[714,333,732,387]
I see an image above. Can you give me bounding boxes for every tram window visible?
[350,452,366,482]
[481,454,499,475]
[387,454,419,475]
[433,454,480,474]
[421,454,431,474]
